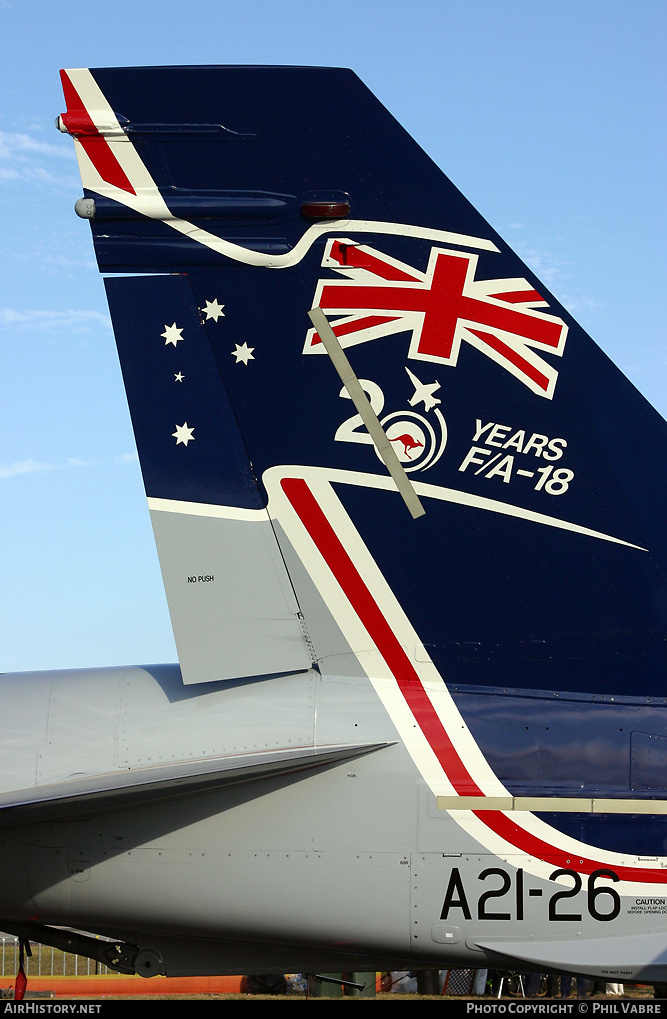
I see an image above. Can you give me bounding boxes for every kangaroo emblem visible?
[391,433,424,459]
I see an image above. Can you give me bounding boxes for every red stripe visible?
[281,477,481,794]
[282,475,667,884]
[332,315,399,337]
[329,241,418,281]
[310,314,400,347]
[60,71,136,196]
[487,289,544,305]
[467,327,551,393]
[481,811,667,883]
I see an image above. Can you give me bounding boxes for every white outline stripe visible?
[147,496,267,522]
[63,68,500,268]
[264,467,667,888]
[268,466,646,551]
[146,472,645,551]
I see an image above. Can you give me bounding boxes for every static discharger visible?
[308,307,426,520]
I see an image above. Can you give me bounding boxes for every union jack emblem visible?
[304,239,568,399]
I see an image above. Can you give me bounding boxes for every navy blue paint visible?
[80,71,667,723]
[86,66,487,271]
[450,687,667,856]
[104,274,263,509]
[450,687,667,797]
[534,814,667,859]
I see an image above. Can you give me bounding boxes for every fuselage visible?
[0,663,665,979]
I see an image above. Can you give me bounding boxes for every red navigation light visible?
[300,200,351,220]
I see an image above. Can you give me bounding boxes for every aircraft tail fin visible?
[59,66,667,698]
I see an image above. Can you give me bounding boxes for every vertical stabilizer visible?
[59,66,667,699]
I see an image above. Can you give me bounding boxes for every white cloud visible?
[556,293,602,318]
[0,308,111,333]
[511,241,569,287]
[0,458,55,478]
[0,455,138,479]
[0,130,79,191]
[0,132,72,160]
[506,238,601,325]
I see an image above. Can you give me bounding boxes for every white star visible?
[203,299,225,322]
[172,422,195,446]
[232,342,255,365]
[174,372,185,383]
[161,322,184,347]
[406,367,441,412]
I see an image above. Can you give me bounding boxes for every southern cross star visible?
[203,299,225,322]
[232,342,255,365]
[172,422,195,446]
[161,322,184,347]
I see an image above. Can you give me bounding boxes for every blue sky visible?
[1,0,665,672]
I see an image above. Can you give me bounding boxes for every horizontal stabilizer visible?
[0,742,391,827]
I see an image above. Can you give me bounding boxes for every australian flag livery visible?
[16,63,665,981]
[304,238,568,399]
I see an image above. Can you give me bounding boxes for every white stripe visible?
[64,70,499,268]
[265,468,508,797]
[146,496,268,522]
[264,465,666,885]
[265,473,459,795]
[269,465,646,550]
[438,795,667,814]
